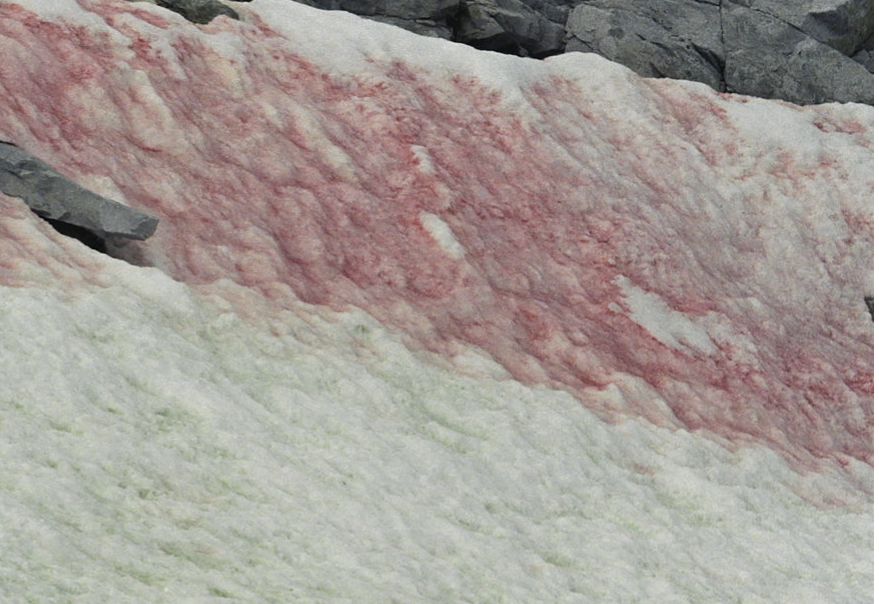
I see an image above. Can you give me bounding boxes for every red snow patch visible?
[0,1,872,473]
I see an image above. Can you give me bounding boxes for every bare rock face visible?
[732,0,872,56]
[852,34,874,72]
[565,0,723,89]
[853,48,874,72]
[722,1,873,104]
[0,142,158,241]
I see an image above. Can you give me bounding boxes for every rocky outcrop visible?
[565,0,723,89]
[0,142,158,241]
[737,0,872,56]
[564,0,872,104]
[722,1,873,105]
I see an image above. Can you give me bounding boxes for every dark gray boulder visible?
[130,0,240,24]
[0,142,158,241]
[565,0,723,89]
[722,2,873,104]
[455,0,566,57]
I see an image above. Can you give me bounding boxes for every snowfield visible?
[0,0,873,601]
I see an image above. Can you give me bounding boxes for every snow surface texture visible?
[0,0,873,601]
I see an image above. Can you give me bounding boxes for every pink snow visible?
[0,0,872,473]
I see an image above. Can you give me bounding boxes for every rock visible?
[565,0,724,90]
[728,0,872,56]
[455,0,566,57]
[722,2,873,104]
[296,0,460,38]
[366,15,455,39]
[517,0,572,24]
[131,0,241,24]
[0,142,158,241]
[852,48,874,72]
[852,34,874,72]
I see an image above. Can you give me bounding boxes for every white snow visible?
[419,211,465,259]
[614,275,718,355]
[0,245,871,602]
[410,144,436,175]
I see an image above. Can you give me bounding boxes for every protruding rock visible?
[131,0,240,24]
[456,0,566,57]
[0,142,158,241]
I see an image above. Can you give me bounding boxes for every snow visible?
[0,0,873,601]
[419,211,466,259]
[614,276,717,355]
[0,202,872,601]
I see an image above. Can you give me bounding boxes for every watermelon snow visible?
[0,0,872,601]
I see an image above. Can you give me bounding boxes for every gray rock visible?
[296,0,460,38]
[565,0,724,89]
[456,0,566,56]
[852,34,874,72]
[366,15,454,39]
[726,0,872,56]
[295,0,459,21]
[723,2,873,104]
[852,48,873,72]
[130,0,240,24]
[0,142,158,241]
[517,0,572,24]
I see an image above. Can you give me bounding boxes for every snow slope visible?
[0,0,873,601]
